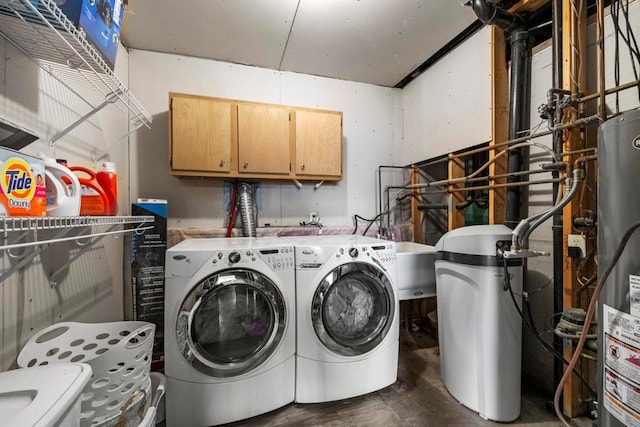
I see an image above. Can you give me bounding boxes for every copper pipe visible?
[579,79,640,103]
[562,147,597,157]
[574,154,598,168]
[450,114,601,159]
[407,167,558,190]
[447,177,564,193]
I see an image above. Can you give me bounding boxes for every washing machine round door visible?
[312,262,395,356]
[176,269,286,377]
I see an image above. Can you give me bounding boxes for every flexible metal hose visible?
[237,183,257,237]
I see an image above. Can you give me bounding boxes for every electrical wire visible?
[352,212,389,236]
[554,219,640,426]
[500,253,596,399]
[363,211,389,236]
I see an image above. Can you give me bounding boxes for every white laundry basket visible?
[17,321,155,427]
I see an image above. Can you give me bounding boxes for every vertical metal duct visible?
[470,0,532,228]
[237,183,257,237]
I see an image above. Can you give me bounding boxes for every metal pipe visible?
[561,147,597,157]
[579,79,640,103]
[597,0,606,120]
[506,27,532,229]
[378,165,409,220]
[447,178,563,193]
[449,114,602,159]
[471,0,522,31]
[516,168,584,248]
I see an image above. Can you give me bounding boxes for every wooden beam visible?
[489,26,509,225]
[561,0,590,417]
[448,154,465,230]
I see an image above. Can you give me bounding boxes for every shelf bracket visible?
[46,223,152,287]
[49,224,118,287]
[48,90,121,148]
[0,217,153,285]
[94,118,145,163]
[0,227,72,284]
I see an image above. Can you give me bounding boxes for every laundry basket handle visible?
[123,324,155,349]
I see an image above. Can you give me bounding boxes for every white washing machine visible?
[285,235,399,403]
[164,237,295,426]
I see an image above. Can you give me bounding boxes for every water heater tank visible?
[597,109,640,427]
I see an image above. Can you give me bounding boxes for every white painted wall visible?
[128,50,400,228]
[0,42,131,370]
[397,26,493,164]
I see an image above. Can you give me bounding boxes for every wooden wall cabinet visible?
[169,92,343,181]
[294,110,342,177]
[170,95,234,174]
[238,103,291,175]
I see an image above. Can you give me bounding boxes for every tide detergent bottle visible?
[0,148,46,216]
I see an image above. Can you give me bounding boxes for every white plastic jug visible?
[44,157,81,216]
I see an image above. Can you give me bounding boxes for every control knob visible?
[348,247,359,258]
[228,252,241,264]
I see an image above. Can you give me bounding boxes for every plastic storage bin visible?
[17,321,155,427]
[434,225,523,422]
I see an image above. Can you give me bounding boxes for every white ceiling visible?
[120,1,479,88]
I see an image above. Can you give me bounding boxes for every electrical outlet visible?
[568,234,586,258]
[309,212,318,222]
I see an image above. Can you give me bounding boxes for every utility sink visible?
[396,241,437,300]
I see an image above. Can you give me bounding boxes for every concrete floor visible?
[224,326,595,427]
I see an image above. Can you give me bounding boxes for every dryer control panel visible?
[211,247,294,271]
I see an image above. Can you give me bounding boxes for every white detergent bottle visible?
[43,157,81,216]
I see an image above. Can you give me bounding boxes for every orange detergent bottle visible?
[69,165,111,216]
[96,161,118,215]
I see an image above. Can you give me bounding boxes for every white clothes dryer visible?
[164,237,295,426]
[285,235,399,403]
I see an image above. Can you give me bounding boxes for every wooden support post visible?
[411,165,423,243]
[489,26,509,225]
[448,154,465,230]
[562,0,589,417]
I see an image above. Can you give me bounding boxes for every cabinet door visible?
[295,110,342,177]
[171,95,232,173]
[237,104,290,175]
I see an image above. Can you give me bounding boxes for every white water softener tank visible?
[597,110,640,427]
[434,225,523,422]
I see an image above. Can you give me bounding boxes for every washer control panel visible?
[211,246,294,271]
[333,243,396,266]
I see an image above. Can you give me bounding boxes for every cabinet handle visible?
[243,162,249,169]
[301,164,305,170]
[219,160,225,167]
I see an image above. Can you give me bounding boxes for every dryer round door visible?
[311,262,395,356]
[176,268,287,377]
